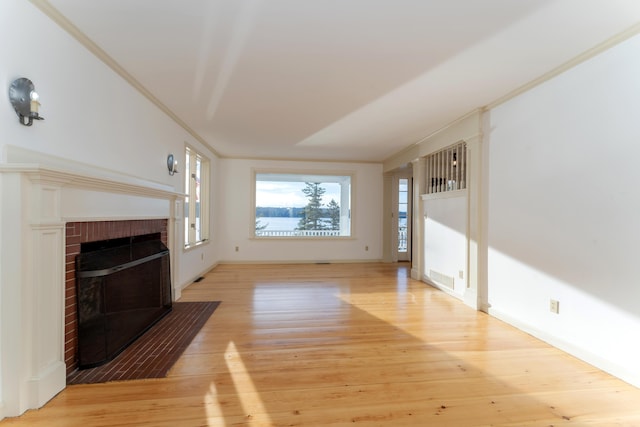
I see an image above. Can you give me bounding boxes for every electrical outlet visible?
[235,246,239,252]
[550,299,560,314]
[365,245,369,251]
[458,270,464,279]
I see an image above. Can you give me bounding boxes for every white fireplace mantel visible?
[0,147,184,418]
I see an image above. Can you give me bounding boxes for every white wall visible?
[486,34,640,387]
[423,192,467,296]
[0,0,220,289]
[219,158,383,263]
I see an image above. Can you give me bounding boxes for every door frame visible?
[393,174,412,263]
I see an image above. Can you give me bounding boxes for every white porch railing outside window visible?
[398,226,407,251]
[255,229,342,237]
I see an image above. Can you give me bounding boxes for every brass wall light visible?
[9,77,44,126]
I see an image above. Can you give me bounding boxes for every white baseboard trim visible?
[217,259,384,265]
[178,263,219,295]
[26,361,66,416]
[488,307,640,389]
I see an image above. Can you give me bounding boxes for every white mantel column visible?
[0,171,67,417]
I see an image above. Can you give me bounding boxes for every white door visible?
[397,178,411,262]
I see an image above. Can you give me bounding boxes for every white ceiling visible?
[40,0,640,162]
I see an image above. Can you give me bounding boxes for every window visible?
[425,141,467,194]
[253,172,352,238]
[184,146,209,248]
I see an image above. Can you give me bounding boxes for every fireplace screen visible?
[76,235,172,368]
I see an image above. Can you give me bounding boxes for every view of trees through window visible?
[254,173,351,237]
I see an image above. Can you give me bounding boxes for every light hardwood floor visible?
[4,263,640,426]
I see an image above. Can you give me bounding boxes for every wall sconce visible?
[167,154,179,175]
[9,78,44,126]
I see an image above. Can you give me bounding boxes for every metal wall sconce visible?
[9,77,44,126]
[167,154,179,175]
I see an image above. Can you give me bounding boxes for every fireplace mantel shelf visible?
[0,163,185,200]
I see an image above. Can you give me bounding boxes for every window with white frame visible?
[425,141,467,194]
[184,146,209,248]
[253,172,352,238]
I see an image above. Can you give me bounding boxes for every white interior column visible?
[464,136,483,310]
[411,158,425,280]
[382,173,393,262]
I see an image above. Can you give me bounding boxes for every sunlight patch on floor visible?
[224,341,272,426]
[204,382,225,426]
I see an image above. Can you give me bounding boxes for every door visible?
[397,177,411,262]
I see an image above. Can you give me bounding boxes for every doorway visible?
[397,177,411,262]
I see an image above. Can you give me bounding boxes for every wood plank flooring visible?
[4,263,640,426]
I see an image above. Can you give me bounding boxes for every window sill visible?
[183,239,209,252]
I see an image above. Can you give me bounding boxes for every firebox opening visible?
[75,232,172,369]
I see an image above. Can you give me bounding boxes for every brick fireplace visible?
[64,219,168,376]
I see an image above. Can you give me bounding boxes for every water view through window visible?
[254,172,351,237]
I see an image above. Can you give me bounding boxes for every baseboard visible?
[217,259,384,265]
[2,361,67,418]
[27,361,66,414]
[488,307,640,389]
[179,263,219,294]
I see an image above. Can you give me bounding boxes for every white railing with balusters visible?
[426,141,467,194]
[398,226,407,251]
[256,229,342,237]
